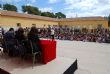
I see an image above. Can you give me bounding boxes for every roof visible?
[0,10,58,22]
[0,10,107,22]
[59,17,107,21]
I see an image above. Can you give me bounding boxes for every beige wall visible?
[0,15,109,31]
[0,16,58,30]
[59,20,108,29]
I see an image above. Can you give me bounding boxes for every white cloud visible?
[65,12,77,18]
[65,0,110,17]
[1,0,12,2]
[39,7,53,12]
[48,0,58,4]
[1,0,21,2]
[65,0,97,10]
[26,0,37,3]
[1,0,37,3]
[31,0,36,3]
[66,11,96,18]
[26,3,33,6]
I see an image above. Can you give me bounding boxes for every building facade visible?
[0,10,109,31]
[0,11,58,30]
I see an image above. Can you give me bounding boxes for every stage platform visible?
[0,55,77,74]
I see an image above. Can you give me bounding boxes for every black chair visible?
[23,40,41,68]
[2,38,19,57]
[2,38,9,56]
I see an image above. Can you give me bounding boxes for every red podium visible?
[40,40,56,64]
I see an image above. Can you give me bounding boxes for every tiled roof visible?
[0,10,107,21]
[59,17,107,21]
[0,10,58,21]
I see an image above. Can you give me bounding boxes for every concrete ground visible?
[0,40,76,74]
[56,40,110,74]
[0,40,110,74]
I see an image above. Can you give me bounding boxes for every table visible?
[40,40,56,64]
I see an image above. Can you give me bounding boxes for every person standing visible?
[27,27,42,53]
[0,26,4,39]
[51,28,55,40]
[0,26,3,46]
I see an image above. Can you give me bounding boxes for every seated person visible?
[27,27,42,53]
[15,27,26,44]
[3,28,16,56]
[15,27,27,56]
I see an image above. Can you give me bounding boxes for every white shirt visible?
[0,27,2,35]
[51,29,54,35]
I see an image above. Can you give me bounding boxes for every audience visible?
[37,26,110,43]
[0,25,110,57]
[2,27,42,57]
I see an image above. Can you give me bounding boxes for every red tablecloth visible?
[40,40,56,64]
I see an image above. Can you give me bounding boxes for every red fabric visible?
[40,40,56,64]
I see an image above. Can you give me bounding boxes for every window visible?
[32,24,36,27]
[65,25,67,27]
[108,23,110,27]
[48,25,50,27]
[16,23,21,27]
[97,24,102,28]
[44,24,46,27]
[77,26,80,29]
[48,25,51,28]
[59,25,62,28]
[89,25,93,29]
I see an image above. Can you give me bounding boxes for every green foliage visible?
[3,4,17,12]
[1,3,66,18]
[22,6,66,18]
[41,12,56,18]
[108,15,110,27]
[108,15,110,19]
[55,12,66,19]
[22,5,41,15]
[0,4,1,8]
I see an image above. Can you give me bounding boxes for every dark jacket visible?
[28,33,40,43]
[15,31,26,44]
[4,31,15,41]
[27,33,41,53]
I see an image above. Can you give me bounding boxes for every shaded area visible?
[64,59,78,74]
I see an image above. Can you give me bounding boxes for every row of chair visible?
[1,38,41,68]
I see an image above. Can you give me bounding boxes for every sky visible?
[0,0,110,18]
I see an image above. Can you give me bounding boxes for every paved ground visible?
[0,40,76,74]
[0,56,75,74]
[0,40,110,74]
[57,40,110,74]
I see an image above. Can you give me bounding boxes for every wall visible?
[0,15,109,31]
[59,20,108,29]
[0,16,58,30]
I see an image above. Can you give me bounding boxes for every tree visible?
[0,4,3,10]
[41,12,56,18]
[108,15,110,27]
[22,5,41,15]
[3,4,17,12]
[55,12,66,19]
[0,4,1,8]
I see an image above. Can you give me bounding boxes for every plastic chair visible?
[24,40,41,68]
